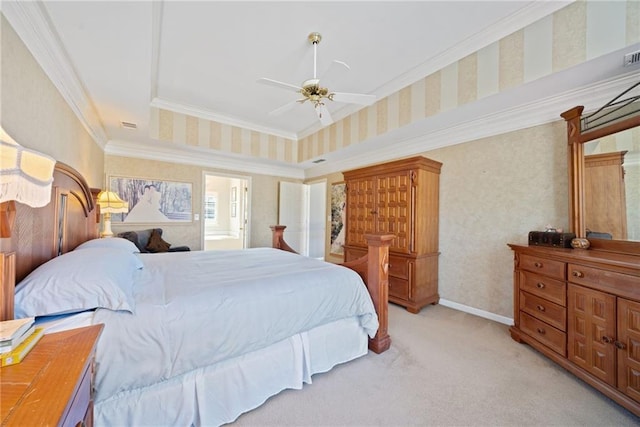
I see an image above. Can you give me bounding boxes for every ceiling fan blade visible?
[318,59,350,86]
[315,103,333,126]
[268,99,301,116]
[331,92,377,106]
[257,77,301,92]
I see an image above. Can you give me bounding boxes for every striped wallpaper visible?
[150,1,640,165]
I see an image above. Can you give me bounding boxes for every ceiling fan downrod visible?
[308,32,322,79]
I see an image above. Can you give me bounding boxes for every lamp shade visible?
[0,128,55,207]
[97,191,129,213]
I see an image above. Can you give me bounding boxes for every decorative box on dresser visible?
[343,156,442,313]
[1,324,103,426]
[509,244,640,416]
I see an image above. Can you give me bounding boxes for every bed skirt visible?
[94,316,368,426]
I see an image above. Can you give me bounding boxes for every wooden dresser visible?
[343,156,441,313]
[509,244,640,415]
[1,324,103,426]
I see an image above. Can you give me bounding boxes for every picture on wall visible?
[109,176,192,223]
[330,182,347,256]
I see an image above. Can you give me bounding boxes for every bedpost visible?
[269,225,299,254]
[270,225,393,353]
[362,233,394,354]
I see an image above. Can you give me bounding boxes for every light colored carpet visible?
[232,304,639,426]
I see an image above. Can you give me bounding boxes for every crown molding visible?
[107,72,637,181]
[150,97,298,141]
[1,0,108,148]
[105,139,305,179]
[305,72,639,179]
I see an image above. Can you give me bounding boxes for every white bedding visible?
[87,248,378,425]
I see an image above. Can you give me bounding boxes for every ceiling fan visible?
[257,32,376,126]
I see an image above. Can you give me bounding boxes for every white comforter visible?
[92,248,378,405]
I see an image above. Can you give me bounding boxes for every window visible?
[204,194,217,222]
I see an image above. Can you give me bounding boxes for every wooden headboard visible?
[6,162,99,284]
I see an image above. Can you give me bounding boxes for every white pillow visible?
[75,237,140,254]
[15,247,141,318]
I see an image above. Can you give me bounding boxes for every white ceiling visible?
[4,1,639,177]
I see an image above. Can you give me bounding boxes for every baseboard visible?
[439,299,513,326]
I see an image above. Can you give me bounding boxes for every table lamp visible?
[97,191,128,237]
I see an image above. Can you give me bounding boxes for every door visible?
[278,181,326,258]
[203,173,250,250]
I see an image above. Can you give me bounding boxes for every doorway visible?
[203,173,250,250]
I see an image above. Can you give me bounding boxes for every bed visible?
[1,162,393,426]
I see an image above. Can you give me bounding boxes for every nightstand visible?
[1,324,103,426]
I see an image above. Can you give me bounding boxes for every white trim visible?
[105,139,304,179]
[150,98,298,141]
[439,299,513,326]
[2,0,108,148]
[304,72,640,179]
[108,72,638,180]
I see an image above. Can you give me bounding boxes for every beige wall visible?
[0,15,103,187]
[426,121,568,318]
[0,16,103,253]
[105,155,302,250]
[309,121,567,319]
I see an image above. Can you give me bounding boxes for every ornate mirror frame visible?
[561,81,640,255]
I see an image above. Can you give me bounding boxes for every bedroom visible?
[1,0,639,425]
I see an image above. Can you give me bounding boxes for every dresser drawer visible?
[520,291,566,331]
[520,311,566,356]
[61,361,92,427]
[520,254,566,280]
[568,264,640,300]
[388,255,410,280]
[520,272,566,306]
[389,276,409,300]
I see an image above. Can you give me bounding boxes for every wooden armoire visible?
[343,156,442,313]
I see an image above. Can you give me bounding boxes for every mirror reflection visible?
[584,126,640,242]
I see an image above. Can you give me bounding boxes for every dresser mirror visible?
[561,80,640,254]
[584,127,639,242]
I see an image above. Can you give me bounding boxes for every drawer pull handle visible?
[536,282,545,289]
[534,262,543,268]
[615,340,626,350]
[536,328,546,335]
[572,270,584,278]
[536,305,545,312]
[602,336,613,344]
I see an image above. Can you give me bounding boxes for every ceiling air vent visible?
[312,158,326,164]
[624,50,640,67]
[121,121,137,129]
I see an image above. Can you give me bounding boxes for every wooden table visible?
[1,324,103,426]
